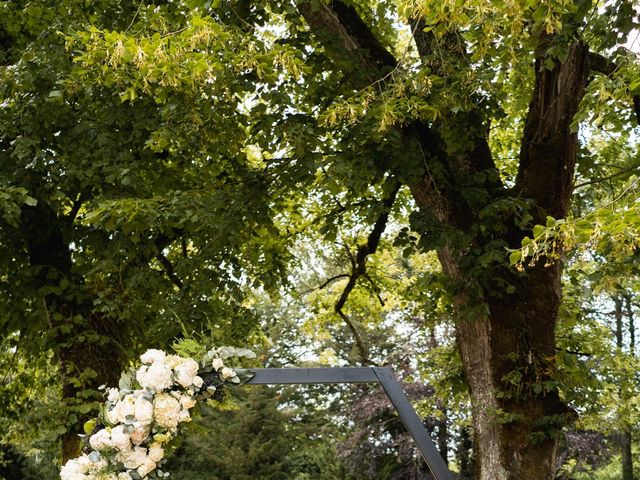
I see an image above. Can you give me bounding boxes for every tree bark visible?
[20,199,125,463]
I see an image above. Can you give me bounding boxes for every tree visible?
[1,1,639,478]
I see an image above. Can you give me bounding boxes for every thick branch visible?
[516,41,590,218]
[409,15,502,194]
[297,0,396,90]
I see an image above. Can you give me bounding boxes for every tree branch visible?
[333,180,401,364]
[155,253,183,289]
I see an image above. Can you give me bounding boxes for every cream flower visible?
[178,410,191,423]
[174,358,199,388]
[153,393,181,429]
[110,425,132,452]
[89,429,113,451]
[220,367,236,380]
[211,357,224,370]
[180,395,197,410]
[148,442,165,462]
[140,349,165,365]
[129,423,151,445]
[107,388,120,403]
[138,459,157,478]
[192,375,204,389]
[134,396,154,425]
[137,362,173,391]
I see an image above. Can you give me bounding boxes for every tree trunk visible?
[614,294,634,480]
[457,426,475,480]
[298,3,592,478]
[20,200,125,463]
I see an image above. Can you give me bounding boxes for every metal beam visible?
[245,367,379,384]
[241,367,454,480]
[372,367,454,480]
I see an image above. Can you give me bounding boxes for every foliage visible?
[1,0,640,478]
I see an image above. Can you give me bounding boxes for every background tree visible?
[1,1,640,479]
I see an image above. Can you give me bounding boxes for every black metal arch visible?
[242,367,454,480]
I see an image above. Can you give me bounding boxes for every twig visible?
[126,0,145,33]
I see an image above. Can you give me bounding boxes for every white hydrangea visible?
[153,393,181,429]
[60,457,87,480]
[60,454,108,480]
[116,446,148,470]
[137,361,173,392]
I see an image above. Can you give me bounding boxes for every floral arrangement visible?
[60,346,256,480]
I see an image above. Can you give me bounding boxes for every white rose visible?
[117,446,148,469]
[180,395,197,410]
[129,423,151,445]
[89,428,113,451]
[110,425,131,452]
[153,393,181,429]
[178,409,191,423]
[192,375,203,389]
[134,396,154,425]
[237,348,256,359]
[165,354,182,369]
[107,388,120,403]
[220,367,236,380]
[140,349,165,365]
[137,362,173,391]
[138,459,157,478]
[148,442,164,462]
[107,395,135,424]
[174,358,199,388]
[211,358,224,370]
[60,458,86,480]
[217,347,233,359]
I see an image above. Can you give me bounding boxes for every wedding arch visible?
[60,348,454,480]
